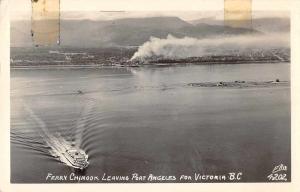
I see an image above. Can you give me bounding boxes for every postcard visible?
[1,0,300,191]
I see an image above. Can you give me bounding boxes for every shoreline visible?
[10,61,290,70]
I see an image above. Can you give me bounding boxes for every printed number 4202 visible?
[267,173,287,181]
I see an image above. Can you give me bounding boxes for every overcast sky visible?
[11,0,290,21]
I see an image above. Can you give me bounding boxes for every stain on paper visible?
[31,0,60,46]
[224,0,252,28]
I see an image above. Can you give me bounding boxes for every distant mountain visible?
[11,19,32,47]
[11,17,258,47]
[190,17,290,33]
[189,17,224,26]
[180,23,257,37]
[252,17,290,33]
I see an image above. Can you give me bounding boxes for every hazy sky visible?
[11,0,290,20]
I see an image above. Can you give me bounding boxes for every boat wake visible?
[22,101,90,170]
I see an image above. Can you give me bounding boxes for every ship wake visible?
[22,101,91,169]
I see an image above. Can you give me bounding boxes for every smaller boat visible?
[77,90,84,94]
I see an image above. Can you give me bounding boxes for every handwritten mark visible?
[267,164,288,181]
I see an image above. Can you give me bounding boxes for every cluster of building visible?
[10,47,290,67]
[136,48,290,65]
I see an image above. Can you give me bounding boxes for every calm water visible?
[11,63,290,183]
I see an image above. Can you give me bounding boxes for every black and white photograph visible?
[6,0,293,185]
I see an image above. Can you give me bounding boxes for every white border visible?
[1,0,300,191]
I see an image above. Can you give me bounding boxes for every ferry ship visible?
[62,147,89,170]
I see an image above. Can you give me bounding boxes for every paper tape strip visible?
[31,0,60,46]
[224,0,252,28]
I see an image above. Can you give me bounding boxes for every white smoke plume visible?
[131,34,289,60]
